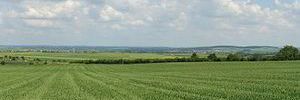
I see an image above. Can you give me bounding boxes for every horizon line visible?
[0,44,289,48]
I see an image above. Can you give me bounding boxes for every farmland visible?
[0,61,299,100]
[0,52,177,61]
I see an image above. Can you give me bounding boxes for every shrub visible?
[34,58,41,61]
[0,61,5,65]
[21,56,25,60]
[207,53,218,61]
[191,53,199,59]
[227,54,241,61]
[29,62,34,65]
[248,54,263,61]
[11,57,16,61]
[44,61,48,65]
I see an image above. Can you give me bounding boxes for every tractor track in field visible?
[72,72,125,99]
[104,73,226,100]
[84,67,294,100]
[81,69,217,100]
[80,72,138,100]
[0,61,299,100]
[67,71,97,100]
[82,72,143,100]
[122,73,298,97]
[0,66,52,85]
[128,77,288,100]
[18,71,59,100]
[0,72,52,99]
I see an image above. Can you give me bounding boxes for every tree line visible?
[1,45,299,65]
[70,45,300,64]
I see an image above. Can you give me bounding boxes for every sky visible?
[0,0,299,47]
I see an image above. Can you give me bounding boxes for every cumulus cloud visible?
[24,0,81,18]
[216,0,296,32]
[0,0,299,46]
[99,5,124,21]
[18,0,84,27]
[169,12,188,31]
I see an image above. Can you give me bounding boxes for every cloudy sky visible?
[0,0,299,47]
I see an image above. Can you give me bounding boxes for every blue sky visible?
[0,0,299,47]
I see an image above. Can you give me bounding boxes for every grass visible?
[0,61,299,100]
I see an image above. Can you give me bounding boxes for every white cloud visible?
[0,0,300,46]
[285,1,300,9]
[111,24,123,30]
[217,0,294,31]
[20,0,82,27]
[99,5,124,21]
[24,19,55,27]
[129,20,145,26]
[98,0,189,29]
[219,0,274,16]
[169,12,187,31]
[219,0,243,14]
[24,0,81,18]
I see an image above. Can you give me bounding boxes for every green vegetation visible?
[0,52,176,61]
[1,45,298,65]
[0,45,299,99]
[191,52,199,59]
[70,45,300,64]
[276,45,299,60]
[0,61,4,65]
[226,53,242,61]
[0,62,299,99]
[224,45,300,62]
[207,53,219,61]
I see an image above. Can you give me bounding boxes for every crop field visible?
[0,61,299,100]
[0,52,177,61]
[0,52,226,62]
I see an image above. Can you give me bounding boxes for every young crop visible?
[0,62,298,99]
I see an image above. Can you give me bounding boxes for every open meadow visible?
[0,61,299,100]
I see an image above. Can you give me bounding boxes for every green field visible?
[0,61,299,100]
[0,52,227,63]
[0,52,177,60]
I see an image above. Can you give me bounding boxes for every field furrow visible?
[0,61,299,100]
[0,72,52,100]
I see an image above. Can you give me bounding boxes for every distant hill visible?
[0,45,280,53]
[174,46,279,54]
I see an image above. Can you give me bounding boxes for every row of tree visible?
[70,57,211,64]
[1,45,299,65]
[71,45,300,64]
[224,45,300,61]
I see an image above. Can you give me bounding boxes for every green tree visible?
[227,53,241,61]
[297,55,300,60]
[207,53,218,61]
[0,61,5,65]
[44,61,48,65]
[276,45,299,60]
[21,56,25,60]
[29,62,34,65]
[191,52,199,59]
